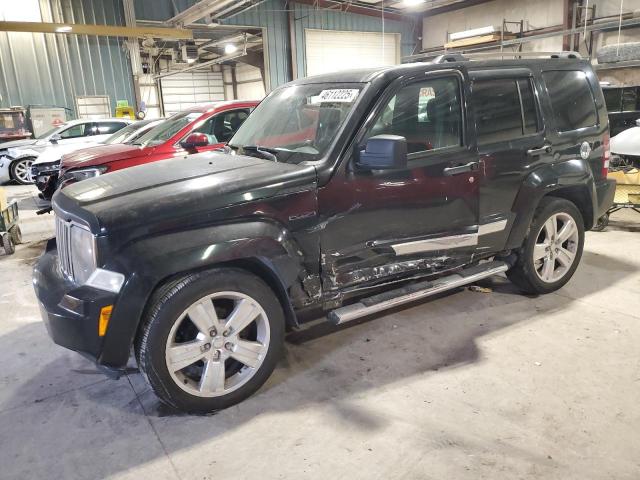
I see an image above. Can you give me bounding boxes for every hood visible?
[33,141,102,165]
[61,143,145,169]
[0,138,38,153]
[53,151,318,239]
[610,127,640,156]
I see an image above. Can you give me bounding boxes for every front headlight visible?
[59,166,107,190]
[69,224,97,284]
[66,166,107,182]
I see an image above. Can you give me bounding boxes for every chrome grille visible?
[55,215,73,279]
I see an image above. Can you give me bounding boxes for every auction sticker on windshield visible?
[317,89,360,103]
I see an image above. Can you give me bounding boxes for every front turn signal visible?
[99,305,113,337]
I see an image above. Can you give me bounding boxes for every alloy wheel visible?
[13,159,34,184]
[165,291,271,398]
[532,212,579,283]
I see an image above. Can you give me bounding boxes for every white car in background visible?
[610,119,640,168]
[30,118,164,202]
[0,118,132,184]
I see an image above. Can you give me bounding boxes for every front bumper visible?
[33,239,125,376]
[31,161,60,199]
[595,178,616,217]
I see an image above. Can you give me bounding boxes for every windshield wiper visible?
[240,145,279,162]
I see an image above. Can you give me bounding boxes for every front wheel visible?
[507,197,585,295]
[135,268,285,414]
[10,158,35,185]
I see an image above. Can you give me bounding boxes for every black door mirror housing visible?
[50,133,61,144]
[356,135,407,170]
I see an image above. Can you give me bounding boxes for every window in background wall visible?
[76,96,111,119]
[0,0,41,21]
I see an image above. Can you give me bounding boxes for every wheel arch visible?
[505,160,596,249]
[98,222,309,368]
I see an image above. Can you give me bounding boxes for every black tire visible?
[10,157,35,185]
[9,225,22,245]
[592,213,609,232]
[135,268,285,414]
[507,197,585,295]
[1,233,15,255]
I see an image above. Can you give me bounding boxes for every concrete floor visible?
[1,184,639,480]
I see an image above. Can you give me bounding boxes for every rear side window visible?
[97,121,127,134]
[543,70,598,132]
[472,78,539,145]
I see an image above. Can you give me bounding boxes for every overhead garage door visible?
[160,71,224,116]
[305,29,400,77]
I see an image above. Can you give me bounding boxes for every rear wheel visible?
[10,158,35,185]
[135,268,285,414]
[507,197,584,294]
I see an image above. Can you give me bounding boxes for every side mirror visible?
[180,132,209,151]
[356,135,407,170]
[50,133,61,144]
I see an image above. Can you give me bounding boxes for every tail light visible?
[602,133,610,178]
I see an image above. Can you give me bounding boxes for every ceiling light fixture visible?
[224,43,237,54]
[403,0,425,6]
[55,25,72,32]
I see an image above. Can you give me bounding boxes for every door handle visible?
[443,161,479,176]
[526,145,552,156]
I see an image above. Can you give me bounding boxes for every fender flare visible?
[505,159,596,249]
[97,220,308,368]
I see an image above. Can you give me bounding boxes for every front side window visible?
[364,77,462,154]
[229,83,364,163]
[59,123,90,139]
[543,70,598,132]
[472,77,540,145]
[213,110,249,143]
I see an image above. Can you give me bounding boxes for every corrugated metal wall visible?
[220,0,291,92]
[291,3,417,78]
[0,0,134,116]
[221,1,417,90]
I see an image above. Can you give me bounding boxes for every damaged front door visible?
[317,70,480,292]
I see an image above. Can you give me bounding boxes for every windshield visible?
[103,122,145,145]
[134,111,201,147]
[229,83,364,163]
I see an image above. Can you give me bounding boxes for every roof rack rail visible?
[432,53,467,63]
[431,51,582,63]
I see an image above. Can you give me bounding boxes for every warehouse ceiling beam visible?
[0,21,193,39]
[167,0,238,26]
[292,0,409,22]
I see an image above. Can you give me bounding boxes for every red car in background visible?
[49,100,258,198]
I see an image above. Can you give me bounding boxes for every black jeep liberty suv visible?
[34,53,616,413]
